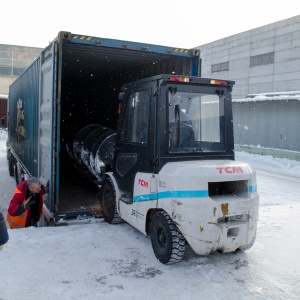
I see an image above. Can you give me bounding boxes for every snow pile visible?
[233,91,300,102]
[235,151,300,178]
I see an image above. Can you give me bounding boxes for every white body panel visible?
[116,160,259,255]
[118,173,157,234]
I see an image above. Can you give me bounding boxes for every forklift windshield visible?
[168,90,225,153]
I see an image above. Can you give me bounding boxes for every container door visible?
[39,42,57,209]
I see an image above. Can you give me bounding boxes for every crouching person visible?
[0,210,9,250]
[6,177,44,229]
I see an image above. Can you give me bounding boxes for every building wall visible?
[198,15,300,100]
[196,15,300,159]
[0,77,14,95]
[0,44,42,94]
[1,18,299,157]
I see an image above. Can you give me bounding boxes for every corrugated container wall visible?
[8,59,40,176]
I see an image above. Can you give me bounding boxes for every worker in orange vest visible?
[6,177,44,229]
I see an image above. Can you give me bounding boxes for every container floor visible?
[58,156,102,218]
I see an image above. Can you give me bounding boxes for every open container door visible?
[38,40,57,217]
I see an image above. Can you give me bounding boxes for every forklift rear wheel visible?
[100,178,121,224]
[150,211,185,264]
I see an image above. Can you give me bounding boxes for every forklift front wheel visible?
[150,211,185,264]
[100,178,121,224]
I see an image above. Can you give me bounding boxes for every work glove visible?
[23,196,35,210]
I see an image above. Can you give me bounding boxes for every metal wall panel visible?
[8,59,40,175]
[233,99,300,152]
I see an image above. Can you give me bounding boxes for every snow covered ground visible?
[0,129,300,300]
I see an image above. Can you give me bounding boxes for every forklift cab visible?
[113,75,235,196]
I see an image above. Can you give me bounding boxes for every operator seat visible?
[169,123,195,148]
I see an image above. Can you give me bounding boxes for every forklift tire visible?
[8,154,14,177]
[150,211,185,264]
[100,178,121,224]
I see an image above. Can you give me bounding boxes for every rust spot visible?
[213,207,217,216]
[221,203,229,216]
[208,222,217,225]
[200,226,204,232]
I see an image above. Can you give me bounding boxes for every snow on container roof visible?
[233,91,300,102]
[0,94,8,99]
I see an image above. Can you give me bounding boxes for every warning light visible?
[210,79,228,85]
[169,76,190,82]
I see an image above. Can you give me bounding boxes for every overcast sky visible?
[1,1,299,49]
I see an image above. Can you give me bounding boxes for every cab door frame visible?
[113,80,157,196]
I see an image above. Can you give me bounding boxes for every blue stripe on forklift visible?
[159,190,209,198]
[133,190,208,202]
[133,186,257,202]
[133,194,157,202]
[249,185,257,192]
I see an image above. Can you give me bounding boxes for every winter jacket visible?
[0,211,9,246]
[6,180,44,229]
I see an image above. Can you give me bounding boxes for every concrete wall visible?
[196,15,300,160]
[0,44,42,94]
[198,15,300,100]
[0,77,14,95]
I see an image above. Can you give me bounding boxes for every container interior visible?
[58,41,193,217]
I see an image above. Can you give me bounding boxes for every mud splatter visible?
[221,203,229,216]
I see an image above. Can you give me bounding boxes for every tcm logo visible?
[138,179,148,188]
[216,167,243,174]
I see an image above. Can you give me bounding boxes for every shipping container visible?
[7,31,200,220]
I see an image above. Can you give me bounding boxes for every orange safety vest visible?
[6,188,29,229]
